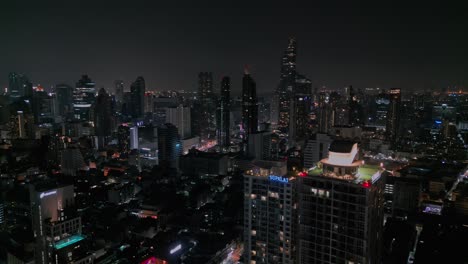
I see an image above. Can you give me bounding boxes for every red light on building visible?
[140,257,167,264]
[298,171,307,177]
[362,181,371,188]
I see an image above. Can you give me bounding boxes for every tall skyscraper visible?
[55,84,73,117]
[8,72,33,101]
[198,72,214,100]
[386,88,401,144]
[114,80,124,102]
[217,76,231,147]
[297,141,385,264]
[130,126,139,150]
[243,160,295,264]
[94,88,113,148]
[73,75,96,121]
[30,182,92,264]
[242,69,258,136]
[289,74,312,144]
[165,104,191,139]
[276,37,297,132]
[317,92,335,134]
[157,123,182,168]
[130,76,146,118]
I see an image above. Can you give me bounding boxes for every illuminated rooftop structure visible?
[54,234,85,250]
[305,140,382,185]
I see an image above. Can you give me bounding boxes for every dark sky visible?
[1,2,467,94]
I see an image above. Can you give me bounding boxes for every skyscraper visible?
[297,141,385,264]
[243,160,295,264]
[157,123,182,168]
[94,88,113,148]
[217,76,231,147]
[55,84,73,117]
[30,182,92,264]
[165,104,191,139]
[242,69,258,136]
[130,76,146,118]
[386,88,401,144]
[196,72,217,139]
[73,75,96,121]
[8,72,33,101]
[114,80,124,102]
[276,37,297,132]
[198,72,214,100]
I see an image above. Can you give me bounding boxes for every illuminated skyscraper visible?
[8,72,33,101]
[30,182,93,264]
[297,141,385,264]
[243,161,295,264]
[165,104,191,139]
[242,69,258,136]
[130,76,146,118]
[73,75,96,121]
[196,72,217,139]
[276,37,297,132]
[217,76,231,147]
[386,88,401,144]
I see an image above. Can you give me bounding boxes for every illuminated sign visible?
[40,190,57,199]
[169,244,182,254]
[269,175,289,183]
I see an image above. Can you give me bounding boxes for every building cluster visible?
[0,37,467,264]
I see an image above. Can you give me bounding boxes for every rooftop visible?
[54,234,85,250]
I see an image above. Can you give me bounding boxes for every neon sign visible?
[40,190,57,199]
[269,175,289,183]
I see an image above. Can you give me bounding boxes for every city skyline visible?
[1,2,467,93]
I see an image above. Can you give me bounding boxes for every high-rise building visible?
[165,104,191,139]
[32,89,54,124]
[114,80,124,102]
[60,148,86,176]
[94,88,113,147]
[386,88,401,144]
[247,131,272,160]
[73,75,96,121]
[130,76,146,118]
[198,72,214,100]
[8,72,33,101]
[30,182,93,264]
[289,74,312,144]
[157,123,182,168]
[303,133,333,169]
[217,76,231,147]
[130,126,139,150]
[55,84,74,117]
[242,69,258,137]
[317,93,335,134]
[276,37,297,132]
[243,160,295,264]
[297,141,385,264]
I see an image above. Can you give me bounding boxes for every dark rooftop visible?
[329,140,356,153]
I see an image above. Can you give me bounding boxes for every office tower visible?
[16,111,27,139]
[386,88,401,144]
[94,88,113,148]
[117,125,130,152]
[130,126,139,150]
[165,104,191,139]
[197,72,217,140]
[348,86,364,126]
[317,92,335,134]
[60,148,86,176]
[297,141,385,264]
[114,80,124,102]
[130,76,146,118]
[276,37,297,133]
[217,76,231,147]
[303,133,333,169]
[30,182,93,264]
[73,75,96,121]
[8,72,33,101]
[198,72,214,100]
[243,160,295,264]
[144,92,155,113]
[55,84,73,117]
[374,92,389,128]
[247,131,272,160]
[288,74,312,144]
[157,123,182,168]
[32,89,54,124]
[242,69,258,136]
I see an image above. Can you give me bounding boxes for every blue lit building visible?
[73,75,96,121]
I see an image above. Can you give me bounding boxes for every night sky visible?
[1,2,467,94]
